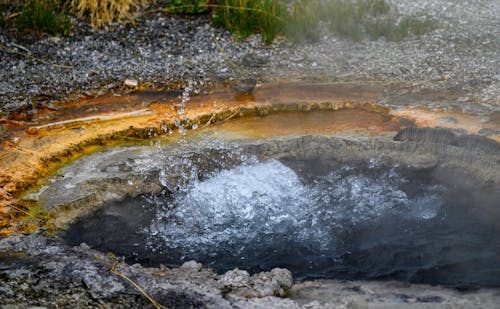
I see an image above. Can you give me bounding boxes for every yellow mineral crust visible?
[0,82,498,236]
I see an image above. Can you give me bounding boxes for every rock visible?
[77,268,125,298]
[439,117,458,124]
[233,78,257,94]
[393,127,499,154]
[478,128,500,136]
[180,260,203,272]
[227,268,293,299]
[241,53,269,67]
[250,268,293,297]
[220,269,251,288]
[123,79,139,89]
[232,296,301,309]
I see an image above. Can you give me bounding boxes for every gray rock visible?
[181,260,204,272]
[233,78,257,94]
[393,126,499,154]
[439,117,458,124]
[241,53,269,67]
[220,269,251,288]
[250,268,293,297]
[478,128,500,136]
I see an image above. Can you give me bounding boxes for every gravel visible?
[0,0,499,116]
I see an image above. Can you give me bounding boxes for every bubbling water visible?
[65,156,500,287]
[145,160,443,273]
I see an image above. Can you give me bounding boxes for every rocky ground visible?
[0,0,499,116]
[3,231,500,309]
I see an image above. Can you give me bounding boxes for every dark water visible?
[64,159,500,288]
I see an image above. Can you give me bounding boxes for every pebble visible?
[478,128,499,136]
[439,117,459,124]
[124,79,138,88]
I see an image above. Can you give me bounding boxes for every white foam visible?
[146,160,444,257]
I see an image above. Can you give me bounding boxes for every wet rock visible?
[233,78,257,94]
[439,116,458,124]
[30,127,500,230]
[393,126,499,154]
[478,128,500,136]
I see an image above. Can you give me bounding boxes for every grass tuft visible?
[166,0,211,14]
[212,0,287,44]
[0,1,6,28]
[15,0,72,35]
[285,0,322,43]
[211,0,434,43]
[71,0,151,28]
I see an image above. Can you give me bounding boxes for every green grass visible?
[166,0,211,14]
[285,0,322,43]
[16,0,72,35]
[164,0,434,44]
[212,0,287,44]
[4,0,435,41]
[0,0,8,28]
[324,0,365,40]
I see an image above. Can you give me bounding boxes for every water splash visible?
[65,156,500,286]
[146,160,444,262]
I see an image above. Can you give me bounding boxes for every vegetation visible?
[15,0,72,35]
[0,1,6,28]
[285,0,323,43]
[167,0,434,43]
[0,0,434,42]
[212,0,287,44]
[71,0,151,28]
[166,0,211,14]
[1,0,150,33]
[324,0,433,41]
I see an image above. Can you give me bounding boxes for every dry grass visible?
[71,0,152,28]
[110,261,170,309]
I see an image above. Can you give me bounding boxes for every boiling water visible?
[65,159,500,288]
